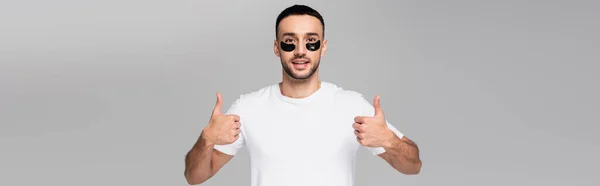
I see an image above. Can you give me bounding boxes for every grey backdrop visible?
[1,0,598,185]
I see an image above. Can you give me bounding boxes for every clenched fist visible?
[353,95,396,148]
[201,92,241,145]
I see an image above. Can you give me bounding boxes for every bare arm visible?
[184,130,234,185]
[378,135,422,175]
[184,93,242,185]
[353,95,422,175]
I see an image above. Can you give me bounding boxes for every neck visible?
[279,73,321,99]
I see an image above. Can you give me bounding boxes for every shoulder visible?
[323,82,365,102]
[322,82,370,106]
[323,82,376,116]
[229,82,278,109]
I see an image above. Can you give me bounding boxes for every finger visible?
[373,95,384,117]
[231,128,240,137]
[212,92,223,116]
[354,129,366,139]
[354,130,362,139]
[356,137,364,145]
[352,122,362,131]
[354,116,369,124]
[232,122,241,129]
[229,114,241,122]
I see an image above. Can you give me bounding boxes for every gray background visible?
[1,0,598,185]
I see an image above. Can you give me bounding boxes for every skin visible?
[184,92,240,185]
[273,14,328,98]
[353,95,423,174]
[184,14,421,185]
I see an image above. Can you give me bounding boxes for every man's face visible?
[274,15,327,80]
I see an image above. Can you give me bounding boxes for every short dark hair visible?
[275,4,325,39]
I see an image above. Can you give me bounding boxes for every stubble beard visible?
[281,57,320,80]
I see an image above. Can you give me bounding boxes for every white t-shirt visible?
[214,81,404,186]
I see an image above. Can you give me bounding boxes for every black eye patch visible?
[280,40,321,52]
[306,40,321,51]
[280,41,296,52]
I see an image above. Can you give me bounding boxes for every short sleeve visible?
[213,97,245,156]
[355,93,404,155]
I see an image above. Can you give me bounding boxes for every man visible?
[184,4,422,186]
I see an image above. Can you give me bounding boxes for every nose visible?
[294,41,307,56]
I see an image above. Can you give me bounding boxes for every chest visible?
[242,104,361,160]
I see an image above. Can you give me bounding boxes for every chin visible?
[291,74,312,80]
[290,70,317,79]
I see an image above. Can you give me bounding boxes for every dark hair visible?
[275,4,325,38]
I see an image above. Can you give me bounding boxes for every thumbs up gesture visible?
[201,92,241,145]
[353,95,396,148]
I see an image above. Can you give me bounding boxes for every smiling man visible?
[184,4,422,186]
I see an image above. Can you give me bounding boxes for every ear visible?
[320,39,328,57]
[274,39,280,57]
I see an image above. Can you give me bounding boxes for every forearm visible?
[185,134,216,184]
[382,135,422,174]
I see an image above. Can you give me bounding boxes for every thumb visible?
[212,92,223,116]
[373,95,384,117]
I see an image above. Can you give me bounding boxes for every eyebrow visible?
[282,32,320,38]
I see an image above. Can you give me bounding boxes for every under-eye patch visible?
[280,41,296,52]
[280,40,321,52]
[306,40,321,51]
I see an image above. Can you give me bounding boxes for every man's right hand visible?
[201,92,241,146]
